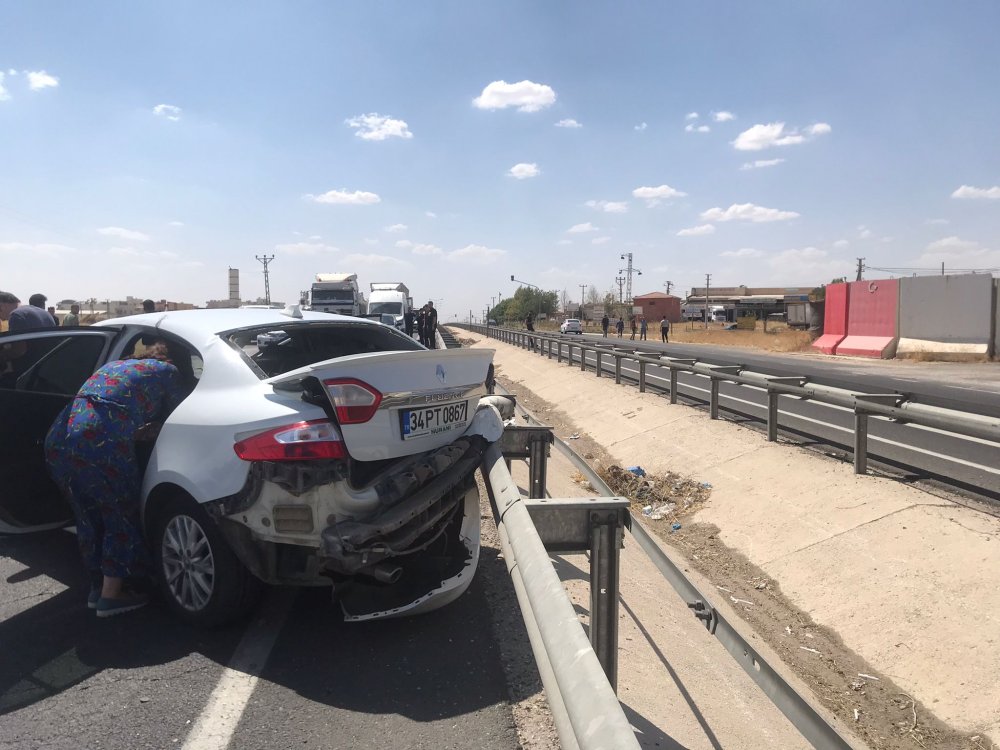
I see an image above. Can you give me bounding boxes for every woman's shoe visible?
[87,587,101,610]
[95,593,150,618]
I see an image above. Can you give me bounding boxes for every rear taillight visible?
[322,378,382,424]
[234,419,346,461]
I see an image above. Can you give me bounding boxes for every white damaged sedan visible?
[0,308,500,625]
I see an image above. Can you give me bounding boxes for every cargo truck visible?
[367,282,412,330]
[310,273,366,316]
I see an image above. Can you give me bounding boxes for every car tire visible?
[152,494,262,627]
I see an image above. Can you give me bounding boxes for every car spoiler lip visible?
[263,347,495,388]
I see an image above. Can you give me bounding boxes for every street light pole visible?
[618,253,642,304]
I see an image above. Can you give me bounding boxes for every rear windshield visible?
[224,322,422,379]
[369,302,403,316]
[312,289,355,303]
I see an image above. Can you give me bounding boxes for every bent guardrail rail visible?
[461,324,1000,478]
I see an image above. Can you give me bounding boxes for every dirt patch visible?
[495,369,984,750]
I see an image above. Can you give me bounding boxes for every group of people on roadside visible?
[600,313,670,343]
[404,300,439,348]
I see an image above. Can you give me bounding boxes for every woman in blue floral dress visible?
[45,340,187,617]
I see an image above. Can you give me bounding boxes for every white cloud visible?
[700,203,800,223]
[585,200,628,213]
[385,223,408,233]
[721,247,764,258]
[567,222,598,233]
[685,112,699,120]
[275,242,339,256]
[168,220,185,227]
[925,218,950,225]
[448,244,506,263]
[394,239,412,248]
[732,121,831,151]
[676,224,716,237]
[685,123,710,133]
[153,103,182,121]
[833,239,849,248]
[918,237,1000,267]
[308,234,322,241]
[634,122,647,131]
[951,185,1000,200]
[0,241,76,257]
[425,211,437,219]
[411,243,443,256]
[0,72,8,102]
[555,118,582,128]
[632,185,687,206]
[342,252,411,268]
[713,111,735,122]
[345,113,413,141]
[766,247,846,280]
[26,70,59,90]
[306,189,381,205]
[740,158,785,170]
[363,238,379,246]
[98,226,150,241]
[108,246,178,260]
[508,162,540,179]
[858,225,873,239]
[592,236,612,245]
[473,80,556,112]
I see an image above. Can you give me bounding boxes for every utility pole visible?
[256,254,275,305]
[579,284,587,313]
[618,253,642,303]
[704,273,711,329]
[855,258,865,281]
[615,276,625,302]
[663,280,674,295]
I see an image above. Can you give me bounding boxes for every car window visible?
[225,322,423,379]
[15,334,109,395]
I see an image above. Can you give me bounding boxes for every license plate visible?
[400,401,469,440]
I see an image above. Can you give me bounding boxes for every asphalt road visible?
[0,528,519,750]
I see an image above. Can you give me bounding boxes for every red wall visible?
[824,283,849,336]
[635,297,681,323]
[844,279,898,337]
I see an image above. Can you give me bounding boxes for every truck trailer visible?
[310,273,366,316]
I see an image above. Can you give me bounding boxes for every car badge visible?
[436,364,447,384]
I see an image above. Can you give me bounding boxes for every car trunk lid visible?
[265,348,494,461]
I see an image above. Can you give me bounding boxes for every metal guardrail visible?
[480,438,641,750]
[462,324,1000,475]
[497,384,862,750]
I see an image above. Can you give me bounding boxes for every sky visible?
[1,1,998,321]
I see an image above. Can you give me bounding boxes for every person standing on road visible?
[5,292,57,331]
[615,316,624,338]
[660,315,670,343]
[47,306,60,325]
[601,314,609,337]
[63,303,81,327]
[629,316,637,340]
[639,316,648,341]
[423,301,438,349]
[44,339,188,617]
[525,313,534,332]
[404,308,416,339]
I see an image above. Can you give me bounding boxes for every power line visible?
[255,254,275,306]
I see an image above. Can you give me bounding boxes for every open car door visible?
[0,327,120,533]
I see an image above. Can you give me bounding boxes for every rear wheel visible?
[152,494,262,627]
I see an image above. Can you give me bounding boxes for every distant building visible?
[684,285,813,322]
[633,292,681,323]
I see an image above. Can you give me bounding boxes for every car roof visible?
[96,308,379,342]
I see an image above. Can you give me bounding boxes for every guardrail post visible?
[639,359,646,392]
[669,368,679,404]
[854,412,868,474]
[590,510,623,691]
[710,378,721,419]
[546,338,552,359]
[595,350,602,377]
[580,347,587,372]
[768,392,779,441]
[557,341,563,363]
[614,354,622,384]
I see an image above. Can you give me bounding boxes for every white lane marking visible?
[182,589,295,750]
[630,369,1000,476]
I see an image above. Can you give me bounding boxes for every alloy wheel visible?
[161,514,216,612]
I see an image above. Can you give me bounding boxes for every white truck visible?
[367,282,412,330]
[310,273,366,316]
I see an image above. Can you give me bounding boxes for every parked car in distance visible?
[0,308,500,626]
[560,318,583,334]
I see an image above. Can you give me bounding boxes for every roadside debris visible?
[799,647,822,655]
[600,465,713,525]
